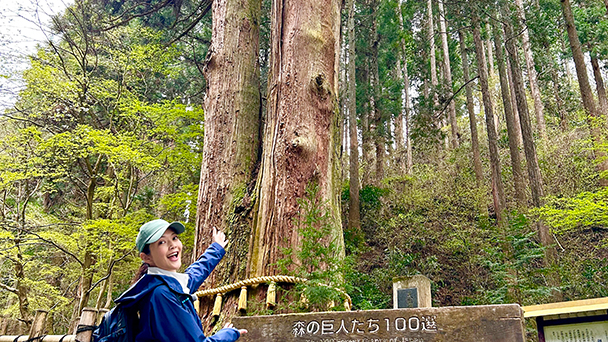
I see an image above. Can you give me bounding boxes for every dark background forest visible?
[0,0,607,340]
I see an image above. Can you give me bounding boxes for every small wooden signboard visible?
[233,304,525,342]
[524,297,608,342]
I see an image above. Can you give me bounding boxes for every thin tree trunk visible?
[561,0,608,186]
[493,20,527,205]
[504,13,544,210]
[394,60,405,170]
[552,67,568,131]
[398,0,413,174]
[347,0,360,231]
[473,17,506,223]
[506,52,523,147]
[458,30,484,186]
[428,0,440,134]
[438,0,459,148]
[370,1,384,182]
[504,7,561,300]
[361,57,372,186]
[486,22,495,78]
[515,0,547,140]
[250,0,344,276]
[546,42,568,131]
[591,55,608,117]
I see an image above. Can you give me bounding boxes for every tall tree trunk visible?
[504,8,561,300]
[250,0,344,276]
[486,22,495,78]
[493,20,527,205]
[561,0,608,186]
[347,0,360,231]
[506,55,523,147]
[438,0,459,148]
[428,0,440,136]
[370,1,384,182]
[458,30,484,186]
[361,57,372,186]
[473,16,506,223]
[398,0,413,174]
[547,43,568,131]
[591,55,608,117]
[515,0,547,140]
[194,0,262,323]
[394,60,405,170]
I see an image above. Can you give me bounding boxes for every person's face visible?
[140,229,182,272]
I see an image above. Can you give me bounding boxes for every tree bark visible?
[361,56,372,186]
[347,0,360,231]
[503,7,561,300]
[486,22,495,78]
[438,0,459,148]
[398,0,413,174]
[515,0,547,140]
[561,0,608,186]
[428,0,440,134]
[493,21,527,206]
[458,30,484,187]
[506,54,523,147]
[473,16,506,223]
[394,60,405,170]
[194,0,262,323]
[591,55,608,117]
[249,0,344,276]
[547,45,568,131]
[370,1,384,182]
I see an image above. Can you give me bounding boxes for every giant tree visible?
[195,0,345,321]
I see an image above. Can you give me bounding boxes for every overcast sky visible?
[0,0,70,112]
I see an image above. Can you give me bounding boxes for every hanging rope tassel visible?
[238,287,248,312]
[212,293,223,317]
[344,300,351,311]
[266,281,277,308]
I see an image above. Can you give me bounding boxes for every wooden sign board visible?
[233,304,525,342]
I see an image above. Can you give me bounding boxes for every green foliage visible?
[0,0,207,330]
[278,184,346,312]
[535,188,608,235]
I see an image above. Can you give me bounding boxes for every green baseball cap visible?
[136,219,185,253]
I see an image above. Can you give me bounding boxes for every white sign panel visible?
[544,321,608,342]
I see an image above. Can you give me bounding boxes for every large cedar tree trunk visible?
[195,0,262,322]
[249,0,344,277]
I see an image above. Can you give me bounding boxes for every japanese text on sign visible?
[292,316,438,338]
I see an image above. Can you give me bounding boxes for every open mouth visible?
[168,252,179,261]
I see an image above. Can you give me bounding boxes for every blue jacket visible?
[116,242,240,342]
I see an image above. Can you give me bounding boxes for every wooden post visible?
[75,308,97,342]
[28,310,48,339]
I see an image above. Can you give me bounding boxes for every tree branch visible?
[0,282,18,294]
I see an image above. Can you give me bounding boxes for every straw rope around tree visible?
[194,275,352,315]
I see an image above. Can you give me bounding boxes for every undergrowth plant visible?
[278,184,346,312]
